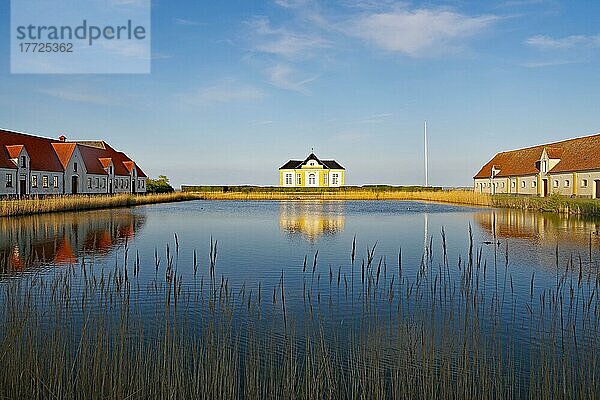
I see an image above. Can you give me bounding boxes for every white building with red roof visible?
[474,133,600,198]
[0,129,146,196]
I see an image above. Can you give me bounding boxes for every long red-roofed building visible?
[0,129,146,196]
[474,133,600,198]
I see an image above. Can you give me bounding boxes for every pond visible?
[1,200,599,398]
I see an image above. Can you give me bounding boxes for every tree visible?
[146,175,174,193]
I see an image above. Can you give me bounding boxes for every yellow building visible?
[279,153,345,187]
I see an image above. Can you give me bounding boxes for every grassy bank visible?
[184,186,492,206]
[0,235,597,399]
[493,194,600,216]
[0,192,201,218]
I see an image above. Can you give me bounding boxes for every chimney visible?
[59,135,66,142]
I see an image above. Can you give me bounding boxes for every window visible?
[285,173,292,185]
[511,181,516,188]
[553,180,559,188]
[582,179,588,187]
[309,161,315,166]
[532,181,536,188]
[88,178,92,189]
[6,174,13,188]
[102,178,106,188]
[31,174,38,188]
[564,180,570,187]
[332,173,339,185]
[501,182,505,188]
[324,174,328,185]
[297,174,302,185]
[21,156,26,168]
[53,176,59,188]
[95,178,99,188]
[73,162,78,172]
[521,181,526,188]
[542,160,547,173]
[42,175,48,188]
[309,173,316,185]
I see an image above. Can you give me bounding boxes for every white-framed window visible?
[582,179,588,187]
[102,178,106,188]
[511,181,516,188]
[296,174,302,185]
[532,181,536,188]
[564,180,570,187]
[95,178,100,188]
[501,182,505,188]
[541,160,547,173]
[42,175,48,188]
[53,176,59,188]
[6,174,13,188]
[324,174,328,185]
[308,173,316,185]
[285,173,292,185]
[332,173,339,185]
[88,178,92,189]
[309,161,315,166]
[31,174,37,188]
[21,156,26,168]
[521,181,526,188]
[553,180,559,188]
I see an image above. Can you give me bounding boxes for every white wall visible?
[0,169,17,196]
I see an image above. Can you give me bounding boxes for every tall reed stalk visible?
[0,230,598,399]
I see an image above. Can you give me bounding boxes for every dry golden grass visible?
[191,189,493,206]
[0,192,202,217]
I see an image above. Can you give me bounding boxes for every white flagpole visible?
[424,121,428,187]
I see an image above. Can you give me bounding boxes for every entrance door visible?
[19,180,26,196]
[595,180,600,199]
[71,176,78,194]
[543,179,548,197]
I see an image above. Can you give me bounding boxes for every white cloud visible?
[248,16,330,58]
[520,59,577,68]
[267,64,318,94]
[38,87,124,106]
[525,34,600,50]
[174,18,204,26]
[347,8,497,57]
[180,80,265,105]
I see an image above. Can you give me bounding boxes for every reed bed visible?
[0,230,598,399]
[0,192,201,217]
[191,189,492,206]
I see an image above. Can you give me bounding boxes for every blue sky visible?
[1,0,600,187]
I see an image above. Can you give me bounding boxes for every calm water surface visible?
[2,200,600,326]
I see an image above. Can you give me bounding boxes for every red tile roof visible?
[0,146,17,169]
[474,133,600,179]
[0,130,65,172]
[51,143,77,169]
[0,129,145,177]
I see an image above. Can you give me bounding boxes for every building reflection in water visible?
[0,209,146,272]
[279,201,345,243]
[475,208,600,247]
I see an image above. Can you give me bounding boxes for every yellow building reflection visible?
[279,201,345,242]
[0,209,145,272]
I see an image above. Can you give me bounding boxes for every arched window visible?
[308,173,316,185]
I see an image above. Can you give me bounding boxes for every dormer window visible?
[21,156,26,168]
[73,162,78,172]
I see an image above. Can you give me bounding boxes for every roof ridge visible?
[498,132,600,154]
